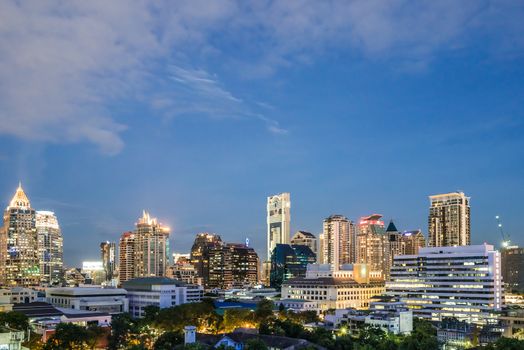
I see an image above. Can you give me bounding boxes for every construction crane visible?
[495,215,511,248]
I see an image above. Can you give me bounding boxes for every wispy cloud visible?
[0,0,522,153]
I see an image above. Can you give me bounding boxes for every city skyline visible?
[1,2,523,267]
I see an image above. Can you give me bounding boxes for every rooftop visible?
[122,277,187,290]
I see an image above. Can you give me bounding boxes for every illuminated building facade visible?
[190,233,223,286]
[118,231,135,284]
[356,214,386,276]
[270,243,316,289]
[290,231,317,256]
[36,211,63,286]
[267,193,291,260]
[320,215,355,269]
[100,241,116,281]
[386,244,502,324]
[134,211,170,278]
[0,183,40,286]
[229,243,259,288]
[501,246,524,293]
[401,230,426,255]
[428,192,470,247]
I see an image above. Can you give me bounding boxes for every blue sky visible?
[1,1,523,266]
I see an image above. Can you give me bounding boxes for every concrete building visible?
[100,241,116,282]
[0,326,25,350]
[386,244,502,324]
[428,192,470,247]
[281,264,385,312]
[267,193,291,260]
[356,214,386,277]
[320,215,355,269]
[36,211,63,286]
[191,233,223,287]
[123,277,203,318]
[134,211,170,278]
[401,230,426,255]
[167,262,202,285]
[501,246,524,293]
[270,244,316,289]
[0,287,42,304]
[46,287,128,314]
[81,261,106,285]
[290,231,318,257]
[0,183,40,287]
[118,231,136,284]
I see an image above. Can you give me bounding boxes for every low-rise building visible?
[275,299,318,313]
[46,287,128,313]
[0,287,43,304]
[0,326,25,350]
[281,264,385,312]
[122,277,203,318]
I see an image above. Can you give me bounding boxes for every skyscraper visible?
[401,230,426,255]
[36,211,63,286]
[190,233,223,286]
[0,183,40,286]
[134,211,170,278]
[428,192,470,247]
[501,246,524,293]
[290,231,318,256]
[267,193,291,260]
[270,244,316,289]
[384,220,403,281]
[118,231,135,284]
[100,241,116,281]
[356,214,386,275]
[320,215,355,269]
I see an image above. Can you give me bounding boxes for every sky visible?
[0,1,523,266]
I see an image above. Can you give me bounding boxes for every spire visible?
[386,220,398,233]
[8,182,31,209]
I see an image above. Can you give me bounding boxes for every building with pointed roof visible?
[290,231,318,257]
[0,183,40,286]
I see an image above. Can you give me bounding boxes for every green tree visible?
[399,318,438,350]
[223,309,255,332]
[108,313,139,350]
[85,325,106,350]
[484,337,524,350]
[244,338,268,350]
[254,299,274,322]
[143,305,161,323]
[43,323,89,350]
[154,331,184,350]
[0,311,29,331]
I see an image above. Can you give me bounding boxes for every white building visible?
[428,192,470,247]
[267,193,291,260]
[281,264,385,312]
[386,244,502,324]
[0,326,25,350]
[0,287,42,304]
[275,299,318,313]
[46,287,128,314]
[122,277,203,318]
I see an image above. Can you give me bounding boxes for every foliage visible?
[482,337,524,350]
[108,313,140,350]
[254,299,274,322]
[244,338,268,350]
[154,331,184,350]
[222,308,256,332]
[0,311,29,331]
[43,323,90,350]
[398,318,438,350]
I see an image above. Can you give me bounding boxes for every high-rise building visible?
[291,231,318,256]
[270,244,316,289]
[190,233,223,286]
[401,230,426,255]
[118,231,135,284]
[36,211,63,286]
[386,244,502,324]
[0,183,40,286]
[267,193,291,260]
[320,215,355,269]
[428,192,470,247]
[384,220,403,281]
[100,241,116,281]
[229,243,259,288]
[356,214,386,275]
[134,211,170,278]
[501,246,524,293]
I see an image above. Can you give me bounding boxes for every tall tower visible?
[356,214,386,275]
[118,231,135,284]
[100,241,116,281]
[320,215,354,269]
[267,193,291,260]
[36,211,63,286]
[134,211,170,278]
[428,192,470,247]
[0,183,40,286]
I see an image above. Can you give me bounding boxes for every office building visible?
[36,211,63,286]
[81,261,105,285]
[166,262,202,285]
[270,244,316,289]
[501,246,524,293]
[428,192,470,247]
[0,326,25,349]
[386,244,502,324]
[320,215,355,269]
[190,233,223,286]
[356,214,386,276]
[100,241,116,281]
[281,264,385,312]
[267,193,291,260]
[118,231,135,284]
[401,230,426,255]
[134,211,170,278]
[123,277,203,318]
[46,287,128,313]
[290,231,318,256]
[0,183,40,286]
[229,243,259,288]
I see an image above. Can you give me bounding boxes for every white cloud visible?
[0,0,522,153]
